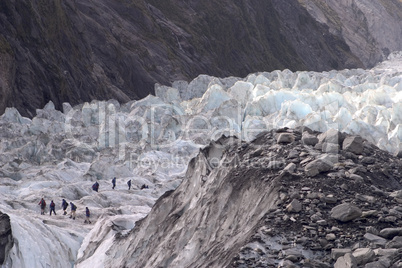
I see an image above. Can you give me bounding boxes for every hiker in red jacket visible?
[38,198,46,215]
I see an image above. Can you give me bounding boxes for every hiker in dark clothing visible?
[127,179,131,190]
[112,177,116,189]
[69,202,77,220]
[62,199,68,215]
[84,207,91,224]
[92,181,99,192]
[140,184,149,190]
[38,198,46,215]
[49,200,56,216]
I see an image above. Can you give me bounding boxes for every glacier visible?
[0,52,401,267]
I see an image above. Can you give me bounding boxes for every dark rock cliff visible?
[0,0,399,117]
[0,211,12,265]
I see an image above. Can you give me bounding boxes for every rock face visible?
[99,128,402,268]
[1,0,401,117]
[299,0,402,68]
[0,212,12,265]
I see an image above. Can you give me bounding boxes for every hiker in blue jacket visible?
[69,202,77,220]
[49,200,56,216]
[127,179,131,190]
[112,177,116,189]
[62,199,68,215]
[84,207,91,224]
[92,181,99,192]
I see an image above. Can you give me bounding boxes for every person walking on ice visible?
[92,181,99,192]
[127,179,131,190]
[69,202,77,220]
[38,198,46,215]
[49,200,56,216]
[112,177,116,189]
[84,207,91,224]
[62,199,68,215]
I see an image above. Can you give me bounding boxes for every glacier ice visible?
[0,54,401,267]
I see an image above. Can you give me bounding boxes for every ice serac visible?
[102,136,281,268]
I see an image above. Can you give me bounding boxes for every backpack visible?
[42,200,46,206]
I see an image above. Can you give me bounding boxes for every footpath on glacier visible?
[0,52,401,267]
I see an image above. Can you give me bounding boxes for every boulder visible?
[318,128,345,145]
[385,236,402,249]
[331,248,352,260]
[330,203,362,222]
[277,133,295,144]
[342,136,364,155]
[305,159,333,177]
[302,132,319,146]
[363,233,387,247]
[334,253,357,268]
[283,163,297,173]
[321,142,340,153]
[364,259,391,268]
[352,248,375,265]
[286,199,302,213]
[379,228,402,239]
[373,248,398,257]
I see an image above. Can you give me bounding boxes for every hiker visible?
[49,200,56,216]
[84,207,91,224]
[69,202,77,220]
[92,181,99,192]
[112,177,116,189]
[140,184,149,190]
[127,179,131,190]
[62,199,68,215]
[38,198,46,215]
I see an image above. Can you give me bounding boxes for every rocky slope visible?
[102,127,402,268]
[2,0,401,117]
